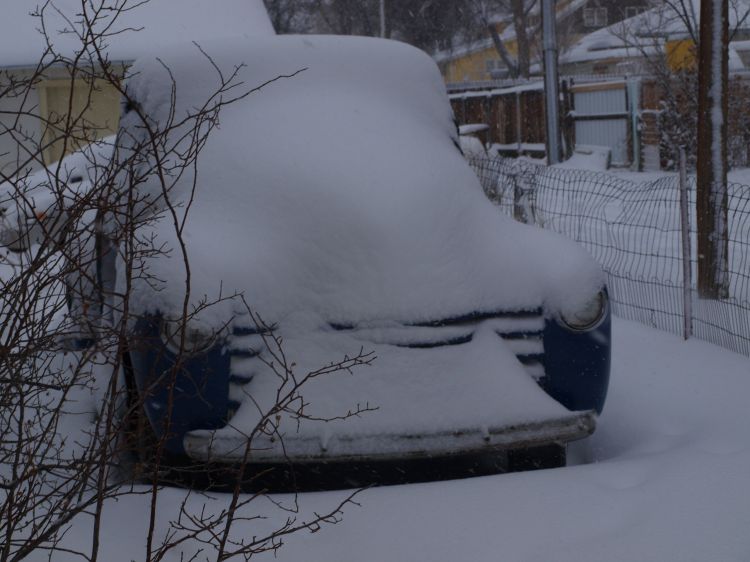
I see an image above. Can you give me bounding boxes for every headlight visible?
[560,290,607,331]
[160,317,219,356]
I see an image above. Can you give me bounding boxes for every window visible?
[583,7,608,27]
[435,38,451,51]
[625,6,644,18]
[485,58,500,72]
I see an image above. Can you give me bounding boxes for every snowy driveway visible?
[29,317,750,562]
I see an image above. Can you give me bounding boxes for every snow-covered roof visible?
[562,0,750,67]
[434,0,588,64]
[433,37,494,64]
[0,0,274,68]
[448,81,543,100]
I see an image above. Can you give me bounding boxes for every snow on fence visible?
[469,156,750,357]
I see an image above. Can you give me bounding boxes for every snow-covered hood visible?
[118,35,604,328]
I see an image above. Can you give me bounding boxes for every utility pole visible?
[542,0,561,164]
[696,0,729,298]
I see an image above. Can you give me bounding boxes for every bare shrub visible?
[0,2,371,560]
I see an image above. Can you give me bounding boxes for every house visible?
[435,0,649,86]
[559,0,750,169]
[448,0,750,171]
[0,0,273,173]
[559,0,750,75]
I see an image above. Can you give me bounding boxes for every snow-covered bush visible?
[0,2,362,560]
[657,69,750,171]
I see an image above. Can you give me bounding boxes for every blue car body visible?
[129,307,610,458]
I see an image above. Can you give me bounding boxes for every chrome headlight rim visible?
[559,290,608,332]
[159,316,221,357]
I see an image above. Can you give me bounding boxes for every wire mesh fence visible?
[469,155,750,357]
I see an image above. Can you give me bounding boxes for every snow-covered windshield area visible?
[118,35,604,329]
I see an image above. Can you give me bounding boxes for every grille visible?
[224,324,274,418]
[331,308,546,381]
[224,309,547,420]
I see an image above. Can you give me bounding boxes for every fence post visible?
[679,147,693,340]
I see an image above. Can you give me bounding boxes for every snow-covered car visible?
[2,35,611,483]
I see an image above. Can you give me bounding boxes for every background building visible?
[0,0,272,173]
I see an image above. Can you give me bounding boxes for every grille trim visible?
[395,333,474,349]
[326,308,546,380]
[408,307,544,328]
[329,308,545,332]
[232,324,276,336]
[225,310,548,406]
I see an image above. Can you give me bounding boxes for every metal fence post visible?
[679,147,693,340]
[542,0,561,164]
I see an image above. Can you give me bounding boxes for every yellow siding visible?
[666,39,696,71]
[443,42,518,83]
[38,78,121,164]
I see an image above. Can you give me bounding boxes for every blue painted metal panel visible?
[128,316,232,455]
[541,307,611,414]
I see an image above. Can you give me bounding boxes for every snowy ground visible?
[25,316,750,562]
[6,152,749,560]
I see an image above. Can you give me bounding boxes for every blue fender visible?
[541,308,611,414]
